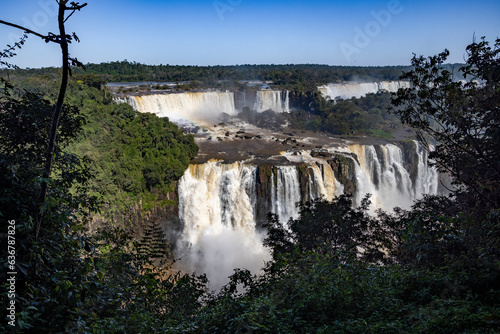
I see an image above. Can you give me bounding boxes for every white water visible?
[254,90,290,113]
[414,142,439,196]
[272,166,301,224]
[177,161,269,289]
[347,143,438,210]
[308,159,344,201]
[120,91,237,125]
[318,81,410,101]
[177,143,438,288]
[116,90,290,127]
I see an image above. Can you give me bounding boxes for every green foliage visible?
[288,90,401,136]
[77,225,210,333]
[369,128,394,139]
[0,68,198,332]
[0,87,99,332]
[191,193,499,333]
[390,36,500,300]
[264,195,395,264]
[391,37,500,214]
[62,80,198,204]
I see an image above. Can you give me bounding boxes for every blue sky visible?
[1,0,499,68]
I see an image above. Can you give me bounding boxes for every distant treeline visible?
[1,61,418,85]
[82,62,415,85]
[0,61,467,95]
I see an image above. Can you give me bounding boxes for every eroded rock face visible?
[328,154,356,196]
[397,140,420,186]
[255,164,275,226]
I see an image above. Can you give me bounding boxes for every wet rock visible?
[329,154,356,196]
[311,150,331,158]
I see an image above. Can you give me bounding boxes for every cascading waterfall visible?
[347,143,438,210]
[178,161,256,243]
[119,91,237,125]
[254,90,290,113]
[176,143,438,288]
[307,162,342,202]
[116,90,291,125]
[177,160,269,289]
[272,166,301,224]
[318,81,410,101]
[415,141,439,196]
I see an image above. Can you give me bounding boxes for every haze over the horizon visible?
[1,0,499,69]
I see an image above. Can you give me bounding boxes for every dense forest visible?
[1,3,499,332]
[1,62,411,86]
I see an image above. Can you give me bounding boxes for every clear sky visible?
[1,0,499,68]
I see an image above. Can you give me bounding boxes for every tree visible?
[390,37,500,300]
[1,2,95,331]
[391,37,500,215]
[264,195,395,265]
[1,1,87,235]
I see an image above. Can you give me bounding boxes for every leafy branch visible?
[0,0,87,237]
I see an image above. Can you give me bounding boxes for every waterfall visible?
[254,90,290,113]
[117,90,291,124]
[119,91,237,125]
[178,161,257,244]
[378,81,411,93]
[347,143,438,210]
[414,141,439,196]
[177,161,269,289]
[177,144,437,242]
[176,143,439,288]
[272,166,301,224]
[319,81,410,101]
[308,162,341,202]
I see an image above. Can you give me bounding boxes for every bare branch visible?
[35,0,85,237]
[0,20,58,44]
[63,3,87,22]
[65,2,87,11]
